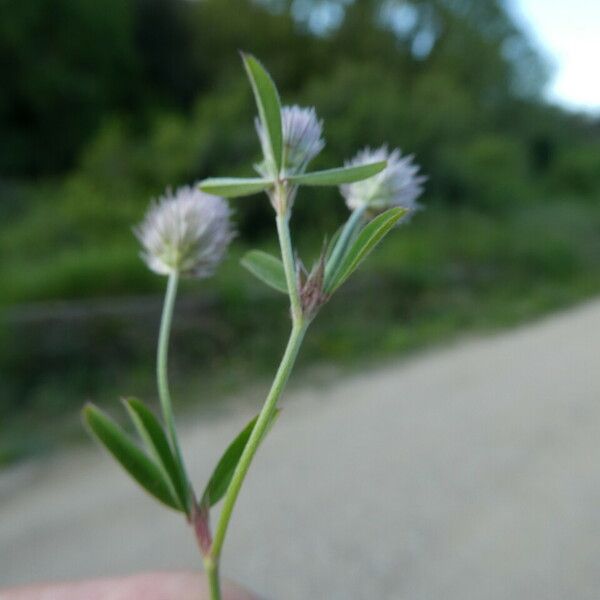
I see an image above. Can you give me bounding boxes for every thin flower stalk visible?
[157,271,191,510]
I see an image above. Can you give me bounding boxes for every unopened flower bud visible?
[135,186,234,278]
[340,146,426,215]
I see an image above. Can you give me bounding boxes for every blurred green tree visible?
[0,0,138,174]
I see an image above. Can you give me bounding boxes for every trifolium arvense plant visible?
[83,53,425,600]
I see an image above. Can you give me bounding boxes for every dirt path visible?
[2,300,600,599]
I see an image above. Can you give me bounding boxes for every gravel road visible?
[2,300,600,599]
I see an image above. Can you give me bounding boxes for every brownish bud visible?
[297,248,329,320]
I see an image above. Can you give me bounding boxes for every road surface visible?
[2,300,600,599]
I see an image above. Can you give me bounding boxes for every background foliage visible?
[2,0,600,463]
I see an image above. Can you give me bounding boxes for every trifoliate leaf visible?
[83,403,182,511]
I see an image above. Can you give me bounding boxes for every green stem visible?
[157,271,190,509]
[276,211,303,324]
[207,185,307,597]
[205,557,221,600]
[209,320,307,564]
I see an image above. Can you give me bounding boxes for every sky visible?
[510,0,600,113]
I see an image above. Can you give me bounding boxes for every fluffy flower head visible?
[135,186,234,277]
[256,105,324,176]
[340,146,426,215]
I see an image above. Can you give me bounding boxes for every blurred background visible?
[2,0,600,596]
[2,0,600,465]
[0,0,600,600]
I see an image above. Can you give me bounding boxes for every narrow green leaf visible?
[198,177,272,198]
[286,161,387,186]
[241,250,287,294]
[325,225,343,261]
[123,398,190,513]
[242,53,283,173]
[327,207,407,293]
[82,403,182,511]
[202,409,281,507]
[324,207,365,289]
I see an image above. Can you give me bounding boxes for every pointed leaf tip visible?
[326,207,406,293]
[286,161,387,186]
[198,177,272,198]
[242,53,283,174]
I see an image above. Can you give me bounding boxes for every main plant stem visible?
[205,557,221,600]
[209,320,306,565]
[276,212,303,323]
[206,192,307,599]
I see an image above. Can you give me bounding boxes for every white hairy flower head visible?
[135,186,234,278]
[340,146,426,215]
